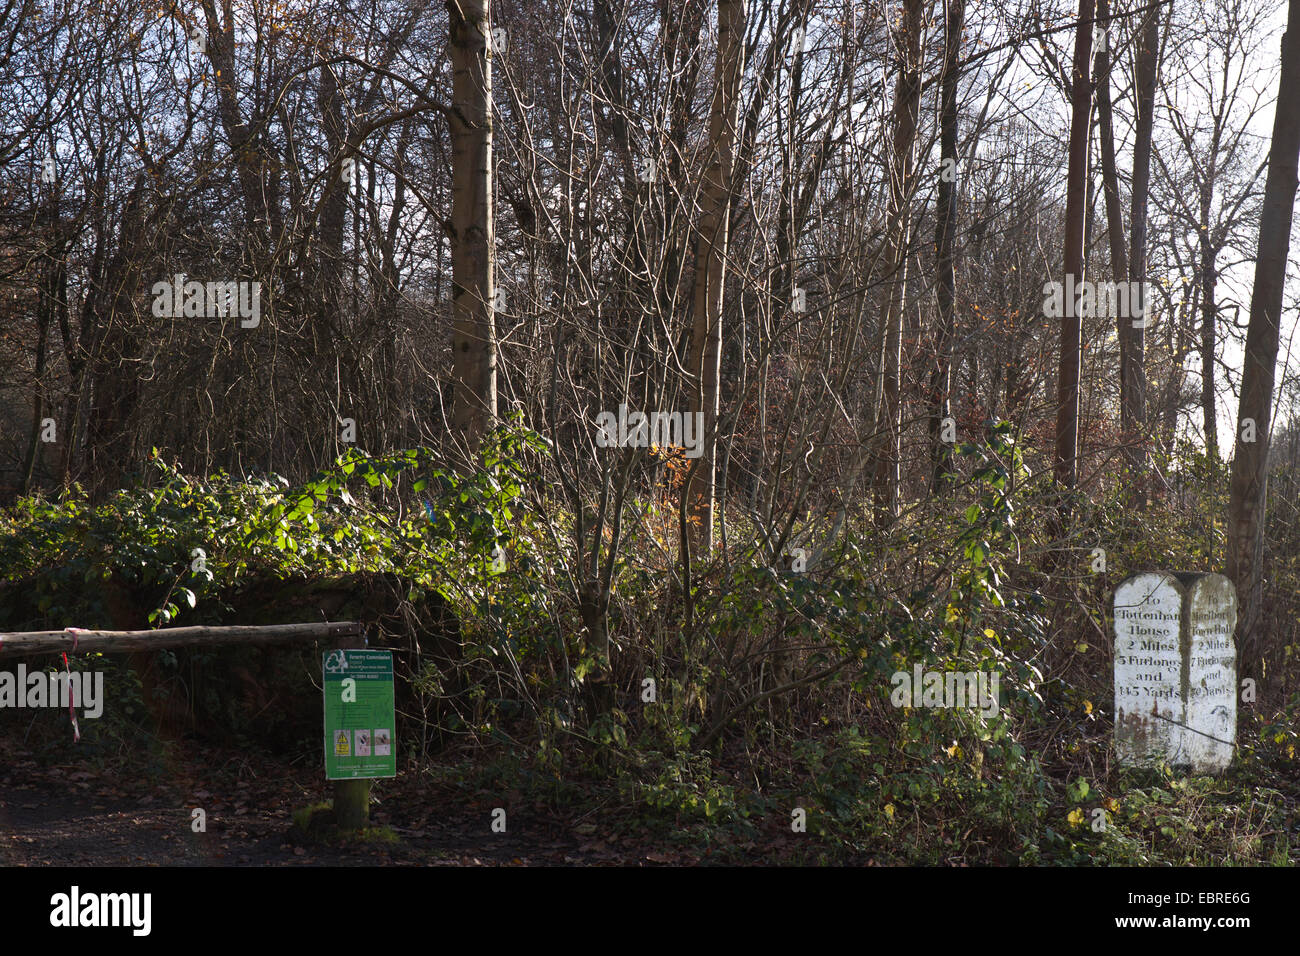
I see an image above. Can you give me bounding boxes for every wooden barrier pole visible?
[0,622,361,658]
[332,628,371,832]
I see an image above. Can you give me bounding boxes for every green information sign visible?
[323,649,397,780]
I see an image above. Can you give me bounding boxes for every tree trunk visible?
[1228,0,1300,684]
[1198,195,1219,463]
[22,305,50,494]
[873,0,924,519]
[85,177,149,492]
[319,60,348,318]
[1095,0,1135,477]
[448,0,498,450]
[1054,0,1095,500]
[22,202,60,494]
[686,0,746,551]
[930,0,963,494]
[1095,0,1126,287]
[1125,0,1161,504]
[201,0,269,243]
[1158,280,1197,455]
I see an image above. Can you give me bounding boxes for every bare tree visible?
[1155,0,1272,466]
[930,0,963,493]
[448,0,498,450]
[1228,0,1300,684]
[1054,0,1096,500]
[1123,0,1166,501]
[686,0,746,550]
[872,0,924,518]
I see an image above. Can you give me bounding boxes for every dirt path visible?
[0,740,733,866]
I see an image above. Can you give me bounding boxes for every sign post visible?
[323,642,396,830]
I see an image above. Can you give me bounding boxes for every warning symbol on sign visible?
[334,729,350,756]
[355,729,371,757]
[375,729,391,757]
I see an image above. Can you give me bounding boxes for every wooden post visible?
[332,627,370,832]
